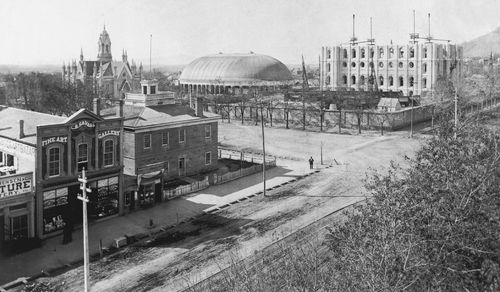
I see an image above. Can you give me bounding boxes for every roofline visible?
[124,116,219,133]
[0,134,37,148]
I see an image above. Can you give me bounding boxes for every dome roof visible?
[179,53,292,86]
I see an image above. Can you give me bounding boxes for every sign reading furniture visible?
[0,172,33,198]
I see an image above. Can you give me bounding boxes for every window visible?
[409,62,414,68]
[351,62,356,68]
[143,86,147,94]
[399,48,404,58]
[150,86,156,94]
[164,161,169,173]
[423,78,427,88]
[343,49,348,58]
[205,125,211,138]
[409,76,414,87]
[379,62,384,68]
[389,76,394,86]
[409,48,415,58]
[342,62,347,67]
[399,76,404,87]
[0,151,3,165]
[369,62,374,68]
[103,139,114,167]
[342,75,347,85]
[360,76,365,86]
[144,134,151,149]
[361,48,366,58]
[389,48,394,58]
[327,49,332,59]
[370,48,374,58]
[351,75,356,85]
[11,215,28,240]
[77,143,88,172]
[162,132,169,146]
[48,147,60,177]
[327,63,331,71]
[379,76,384,86]
[7,154,14,167]
[388,62,393,68]
[179,129,186,143]
[43,187,68,209]
[424,48,428,58]
[325,76,331,85]
[352,49,356,58]
[205,152,211,165]
[423,63,427,73]
[398,62,403,68]
[379,48,384,58]
[360,62,365,68]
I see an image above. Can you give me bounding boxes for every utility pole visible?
[77,168,91,292]
[454,92,458,139]
[260,103,267,196]
[410,96,414,138]
[320,141,324,165]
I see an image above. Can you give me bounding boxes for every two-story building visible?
[101,80,219,210]
[0,106,124,241]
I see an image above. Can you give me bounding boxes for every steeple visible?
[122,49,128,62]
[80,48,84,61]
[97,26,112,62]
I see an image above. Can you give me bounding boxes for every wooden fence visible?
[163,176,209,200]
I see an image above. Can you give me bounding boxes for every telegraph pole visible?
[77,168,91,292]
[410,97,414,138]
[454,92,458,139]
[260,103,267,196]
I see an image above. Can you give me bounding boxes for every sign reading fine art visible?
[0,173,33,198]
[41,136,68,147]
[98,130,120,139]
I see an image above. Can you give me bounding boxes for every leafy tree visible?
[325,116,500,291]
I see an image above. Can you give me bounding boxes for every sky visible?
[1,0,499,66]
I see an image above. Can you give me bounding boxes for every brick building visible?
[0,106,124,241]
[101,80,219,210]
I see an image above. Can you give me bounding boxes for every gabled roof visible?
[101,104,219,129]
[0,106,66,145]
[378,97,401,108]
[64,108,103,124]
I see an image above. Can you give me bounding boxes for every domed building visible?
[179,53,293,94]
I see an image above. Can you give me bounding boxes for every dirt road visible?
[27,123,422,292]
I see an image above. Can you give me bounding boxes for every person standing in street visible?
[309,156,314,169]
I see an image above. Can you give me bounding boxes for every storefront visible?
[0,172,35,247]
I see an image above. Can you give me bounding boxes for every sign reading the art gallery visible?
[98,130,120,139]
[41,136,68,147]
[71,120,96,130]
[0,173,33,198]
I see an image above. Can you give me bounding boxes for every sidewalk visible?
[0,159,320,287]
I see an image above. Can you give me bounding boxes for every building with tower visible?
[62,26,143,99]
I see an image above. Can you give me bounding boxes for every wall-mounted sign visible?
[0,137,35,156]
[0,173,33,198]
[98,130,120,139]
[71,120,96,130]
[41,136,68,147]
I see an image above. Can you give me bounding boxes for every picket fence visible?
[163,176,209,200]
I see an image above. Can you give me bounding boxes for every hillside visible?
[462,26,500,58]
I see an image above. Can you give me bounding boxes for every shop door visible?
[154,183,162,203]
[178,157,186,176]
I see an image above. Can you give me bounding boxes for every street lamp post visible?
[260,103,267,197]
[77,168,91,292]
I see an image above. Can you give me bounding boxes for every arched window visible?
[389,76,394,86]
[389,48,394,58]
[399,76,404,87]
[351,75,356,85]
[398,62,404,68]
[409,62,414,68]
[343,49,348,58]
[409,76,414,87]
[388,62,393,68]
[409,47,415,58]
[423,63,427,73]
[379,76,384,86]
[424,48,428,58]
[360,75,365,85]
[379,62,384,68]
[342,75,347,85]
[361,48,366,58]
[351,62,356,68]
[103,139,114,167]
[327,63,331,71]
[423,77,427,88]
[360,62,365,68]
[379,48,384,58]
[399,48,404,58]
[352,48,357,58]
[327,49,332,59]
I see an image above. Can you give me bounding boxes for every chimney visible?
[19,120,25,139]
[93,98,101,116]
[195,97,204,117]
[116,97,124,118]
